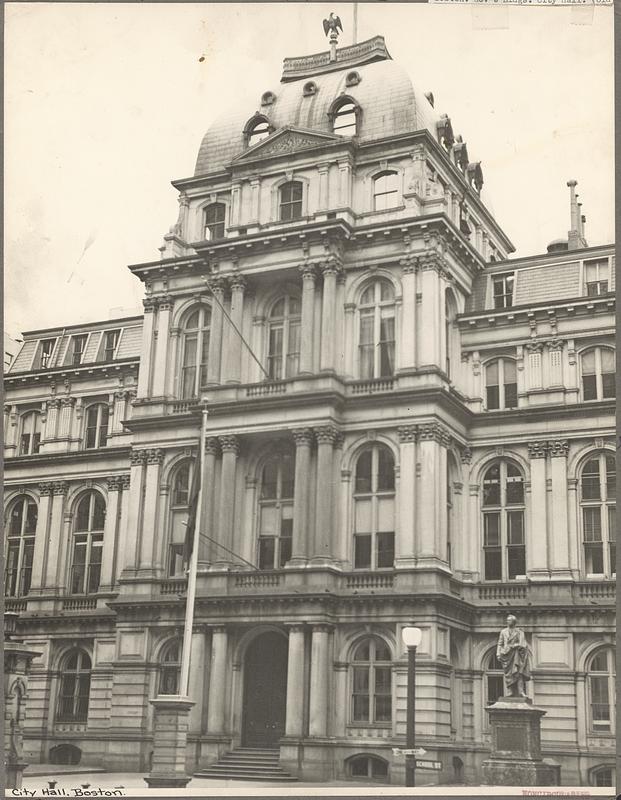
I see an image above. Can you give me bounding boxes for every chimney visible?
[567,180,588,250]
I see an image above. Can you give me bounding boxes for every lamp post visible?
[401,626,422,788]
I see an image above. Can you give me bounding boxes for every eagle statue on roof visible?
[323,12,343,37]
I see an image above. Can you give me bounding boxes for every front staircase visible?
[194,747,299,782]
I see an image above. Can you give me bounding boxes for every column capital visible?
[299,263,317,282]
[525,341,544,353]
[292,427,314,447]
[219,435,240,454]
[528,441,548,459]
[208,276,227,296]
[320,258,343,278]
[286,623,306,634]
[398,425,418,443]
[39,481,54,496]
[460,446,473,464]
[548,440,569,458]
[52,481,69,496]
[143,297,157,313]
[130,449,148,466]
[121,474,131,490]
[229,273,247,293]
[205,437,220,456]
[107,476,123,492]
[400,254,418,275]
[545,338,565,351]
[209,624,228,635]
[311,623,334,634]
[60,396,76,407]
[314,425,340,446]
[157,295,173,311]
[414,251,448,274]
[418,422,452,447]
[147,448,164,465]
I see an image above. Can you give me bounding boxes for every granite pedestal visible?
[144,696,195,788]
[482,696,560,786]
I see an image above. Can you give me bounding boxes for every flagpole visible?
[179,404,208,698]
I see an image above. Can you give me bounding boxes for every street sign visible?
[392,747,426,757]
[415,760,442,771]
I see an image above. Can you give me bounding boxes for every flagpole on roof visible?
[179,403,209,698]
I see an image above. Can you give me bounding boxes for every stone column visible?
[138,449,164,572]
[299,264,317,375]
[188,630,207,734]
[416,423,450,568]
[152,296,173,398]
[567,478,579,575]
[199,438,219,563]
[527,441,549,580]
[417,254,442,368]
[230,182,242,227]
[285,625,305,736]
[309,625,331,736]
[399,257,417,371]
[116,475,131,584]
[216,436,239,565]
[137,298,157,398]
[290,428,313,565]
[396,425,417,567]
[57,397,75,440]
[42,482,68,592]
[207,278,225,386]
[319,261,340,372]
[99,477,122,592]
[249,178,261,223]
[111,391,128,434]
[312,426,338,563]
[548,440,572,580]
[207,626,228,733]
[29,483,53,593]
[337,158,352,207]
[468,478,481,579]
[122,450,147,575]
[344,302,355,377]
[317,163,330,210]
[226,276,246,384]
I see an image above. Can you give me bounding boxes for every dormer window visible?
[491,273,514,309]
[331,99,358,135]
[36,338,56,370]
[345,71,361,87]
[204,203,226,241]
[245,116,271,147]
[102,330,120,362]
[584,258,609,296]
[68,335,88,366]
[279,181,303,222]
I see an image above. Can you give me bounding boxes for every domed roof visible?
[194,37,440,176]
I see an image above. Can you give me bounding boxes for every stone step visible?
[194,747,298,782]
[195,770,299,782]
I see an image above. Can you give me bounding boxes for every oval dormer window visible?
[345,71,361,87]
[303,81,318,97]
[261,91,276,106]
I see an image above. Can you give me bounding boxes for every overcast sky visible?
[5,2,613,338]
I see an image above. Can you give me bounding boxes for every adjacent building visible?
[3,33,615,787]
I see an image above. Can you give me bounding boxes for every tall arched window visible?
[587,648,615,734]
[181,306,211,399]
[204,203,226,241]
[279,181,303,221]
[57,650,91,723]
[351,638,392,724]
[267,295,301,380]
[485,359,517,410]
[485,650,504,706]
[358,280,395,379]
[332,100,357,135]
[581,347,615,401]
[245,116,270,146]
[5,496,37,597]
[258,450,295,569]
[353,445,395,570]
[373,172,398,211]
[85,403,109,449]
[580,453,615,576]
[168,460,194,576]
[19,411,41,455]
[70,492,105,595]
[445,289,458,379]
[159,639,181,695]
[482,461,525,581]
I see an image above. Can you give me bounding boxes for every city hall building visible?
[4,33,615,787]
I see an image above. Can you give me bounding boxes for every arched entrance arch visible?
[242,630,288,747]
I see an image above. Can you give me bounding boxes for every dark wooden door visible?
[242,632,288,747]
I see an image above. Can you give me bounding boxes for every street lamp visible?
[401,626,422,788]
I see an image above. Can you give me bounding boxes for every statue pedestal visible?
[144,697,195,788]
[482,696,560,786]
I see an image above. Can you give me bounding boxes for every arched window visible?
[279,181,303,221]
[485,359,517,410]
[245,116,270,146]
[353,445,395,570]
[590,765,615,787]
[482,461,525,581]
[267,295,301,380]
[57,650,91,723]
[159,639,181,695]
[580,453,615,577]
[85,404,109,449]
[70,492,105,595]
[587,648,615,734]
[358,280,395,379]
[168,460,194,576]
[19,411,41,455]
[258,450,295,569]
[348,755,388,779]
[5,496,37,597]
[204,203,226,241]
[181,306,211,399]
[351,638,392,724]
[332,101,357,135]
[485,650,504,707]
[445,289,458,379]
[373,172,398,211]
[581,347,615,401]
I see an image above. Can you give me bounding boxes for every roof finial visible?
[323,12,343,62]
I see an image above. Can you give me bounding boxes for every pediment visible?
[233,127,342,162]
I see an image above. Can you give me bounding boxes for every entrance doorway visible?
[242,631,288,748]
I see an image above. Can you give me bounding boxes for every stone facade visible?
[3,35,615,788]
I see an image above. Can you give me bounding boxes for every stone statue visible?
[496,614,532,698]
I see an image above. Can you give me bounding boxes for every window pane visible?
[355,451,372,493]
[376,532,394,568]
[484,513,500,546]
[353,641,370,661]
[76,497,90,530]
[484,548,502,581]
[92,495,106,529]
[590,651,609,672]
[377,497,395,534]
[507,510,524,544]
[600,349,614,373]
[258,537,275,570]
[483,465,501,505]
[353,666,370,692]
[353,694,370,721]
[605,457,616,498]
[504,360,517,382]
[377,448,395,491]
[261,460,278,499]
[486,386,500,410]
[506,469,524,504]
[375,694,392,722]
[354,534,372,569]
[374,666,391,693]
[583,508,602,541]
[582,460,601,500]
[504,383,518,409]
[486,362,499,386]
[508,545,526,579]
[602,373,616,399]
[582,374,597,401]
[584,542,604,574]
[487,675,504,704]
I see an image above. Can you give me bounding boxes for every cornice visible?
[4,445,131,470]
[4,358,140,386]
[458,294,615,329]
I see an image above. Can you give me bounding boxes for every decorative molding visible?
[219,435,240,455]
[418,422,451,447]
[545,338,565,351]
[524,341,544,353]
[130,449,148,466]
[398,425,418,444]
[460,446,473,465]
[39,482,54,496]
[292,427,314,447]
[143,297,157,313]
[107,476,123,492]
[52,481,69,496]
[527,441,548,459]
[121,474,131,490]
[314,425,340,445]
[229,273,247,293]
[299,263,317,282]
[548,440,569,458]
[205,437,220,456]
[146,448,164,466]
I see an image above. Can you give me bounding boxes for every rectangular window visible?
[584,258,609,296]
[267,326,284,380]
[584,508,604,573]
[484,513,502,580]
[168,544,184,577]
[354,534,372,569]
[378,313,395,377]
[590,676,610,729]
[181,334,197,399]
[504,360,518,407]
[286,320,301,378]
[87,535,103,594]
[359,312,375,380]
[352,667,370,721]
[374,666,392,722]
[492,274,514,309]
[71,535,88,594]
[70,335,88,366]
[37,338,57,369]
[258,537,275,570]
[507,510,525,578]
[376,532,394,569]
[103,330,120,361]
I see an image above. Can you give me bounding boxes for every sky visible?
[4,2,614,338]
